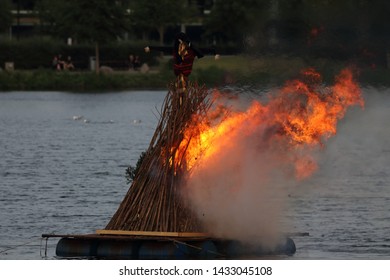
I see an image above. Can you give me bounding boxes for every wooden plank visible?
[96,229,209,238]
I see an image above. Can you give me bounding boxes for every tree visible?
[299,0,390,61]
[129,0,189,44]
[204,0,269,47]
[0,0,13,35]
[37,0,130,72]
[11,0,36,9]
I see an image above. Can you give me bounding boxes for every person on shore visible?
[52,55,59,70]
[52,54,65,71]
[128,54,135,71]
[64,56,75,70]
[133,55,141,71]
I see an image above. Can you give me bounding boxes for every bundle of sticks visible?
[105,81,212,232]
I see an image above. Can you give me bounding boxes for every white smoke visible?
[182,92,307,248]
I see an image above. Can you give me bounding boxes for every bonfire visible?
[105,68,364,239]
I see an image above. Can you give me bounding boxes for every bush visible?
[0,38,160,70]
[192,65,226,86]
[0,70,170,92]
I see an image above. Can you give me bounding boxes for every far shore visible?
[2,55,390,92]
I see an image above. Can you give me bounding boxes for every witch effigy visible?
[145,32,219,103]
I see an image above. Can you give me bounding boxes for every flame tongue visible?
[177,68,363,180]
[174,68,363,243]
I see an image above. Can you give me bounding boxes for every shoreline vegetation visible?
[1,55,390,92]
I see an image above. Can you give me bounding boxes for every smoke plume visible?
[180,68,364,248]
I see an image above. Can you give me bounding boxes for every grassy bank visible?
[1,55,390,92]
[0,70,171,92]
[194,55,390,87]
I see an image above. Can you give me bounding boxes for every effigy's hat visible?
[175,32,190,44]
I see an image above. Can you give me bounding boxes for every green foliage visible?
[130,0,184,28]
[0,38,62,69]
[0,38,160,70]
[192,65,225,86]
[37,0,130,43]
[359,68,390,87]
[0,0,12,33]
[129,0,189,43]
[0,70,168,91]
[6,0,390,64]
[201,0,390,58]
[205,0,269,43]
[125,151,146,184]
[295,0,390,47]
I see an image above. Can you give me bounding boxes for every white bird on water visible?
[73,115,83,121]
[72,115,89,123]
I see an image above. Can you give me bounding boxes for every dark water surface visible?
[0,88,389,259]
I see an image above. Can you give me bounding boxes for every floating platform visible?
[42,230,297,259]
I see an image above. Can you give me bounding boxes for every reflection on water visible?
[0,88,389,259]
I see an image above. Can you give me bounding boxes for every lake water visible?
[0,87,389,260]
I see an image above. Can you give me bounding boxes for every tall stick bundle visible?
[105,82,212,232]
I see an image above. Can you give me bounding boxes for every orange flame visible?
[175,68,363,180]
